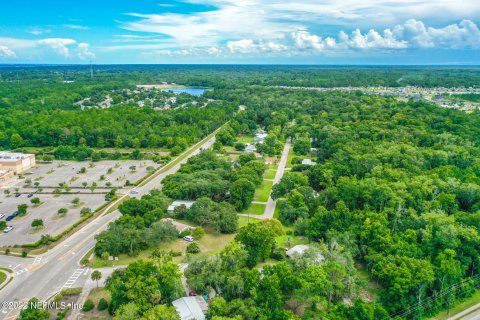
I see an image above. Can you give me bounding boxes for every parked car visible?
[6,211,18,221]
[27,193,34,198]
[0,214,4,219]
[183,235,194,242]
[104,196,111,201]
[3,226,14,233]
[14,193,21,197]
[130,189,139,194]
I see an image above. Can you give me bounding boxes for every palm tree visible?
[91,270,102,288]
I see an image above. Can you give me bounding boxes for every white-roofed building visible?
[0,151,36,174]
[301,159,316,166]
[286,244,325,261]
[167,200,196,214]
[172,296,207,320]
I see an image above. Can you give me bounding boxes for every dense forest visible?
[209,87,480,318]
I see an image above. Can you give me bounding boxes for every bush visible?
[186,242,201,254]
[83,299,95,312]
[191,227,205,239]
[97,298,109,311]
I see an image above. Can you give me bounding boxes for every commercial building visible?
[0,151,36,174]
[0,169,14,185]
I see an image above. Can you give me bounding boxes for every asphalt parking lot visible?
[0,193,106,246]
[0,160,156,246]
[7,160,157,190]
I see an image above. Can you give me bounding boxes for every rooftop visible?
[172,296,206,320]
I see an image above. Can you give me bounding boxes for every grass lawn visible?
[0,271,6,286]
[92,232,235,268]
[241,203,266,215]
[223,146,238,153]
[236,135,254,144]
[238,216,261,227]
[253,180,273,202]
[275,234,309,248]
[429,290,480,320]
[80,288,112,320]
[264,169,276,180]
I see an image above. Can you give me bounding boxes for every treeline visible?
[0,102,235,149]
[1,65,480,89]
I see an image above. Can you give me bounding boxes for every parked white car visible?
[0,214,4,219]
[183,235,194,242]
[3,226,14,233]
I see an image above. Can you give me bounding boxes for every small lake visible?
[164,87,209,96]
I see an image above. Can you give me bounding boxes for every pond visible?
[164,87,209,96]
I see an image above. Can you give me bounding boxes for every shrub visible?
[186,242,201,254]
[97,298,108,311]
[83,299,94,312]
[191,227,205,239]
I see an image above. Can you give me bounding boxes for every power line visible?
[389,274,480,319]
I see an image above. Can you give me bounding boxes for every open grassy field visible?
[241,203,266,215]
[253,180,273,202]
[264,169,276,180]
[236,135,254,144]
[92,231,236,268]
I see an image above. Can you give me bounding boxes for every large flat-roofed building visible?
[0,169,14,185]
[0,151,36,174]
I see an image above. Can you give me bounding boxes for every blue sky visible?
[0,0,479,64]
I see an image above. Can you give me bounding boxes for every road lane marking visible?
[62,268,85,288]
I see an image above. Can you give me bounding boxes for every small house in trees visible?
[244,144,257,153]
[167,200,196,214]
[172,296,208,320]
[286,244,325,263]
[254,130,268,144]
[301,159,316,166]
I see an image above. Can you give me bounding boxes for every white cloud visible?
[38,38,77,57]
[27,27,51,36]
[292,30,337,50]
[63,24,89,30]
[339,28,408,50]
[393,19,480,49]
[76,43,96,60]
[0,46,16,58]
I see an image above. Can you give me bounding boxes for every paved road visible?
[241,138,291,220]
[0,132,218,320]
[448,303,480,320]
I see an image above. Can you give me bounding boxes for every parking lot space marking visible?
[33,256,42,264]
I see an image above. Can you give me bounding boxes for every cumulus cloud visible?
[76,43,96,60]
[0,46,16,58]
[292,30,336,50]
[226,39,287,53]
[393,19,480,49]
[0,36,95,60]
[38,38,77,57]
[339,28,408,50]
